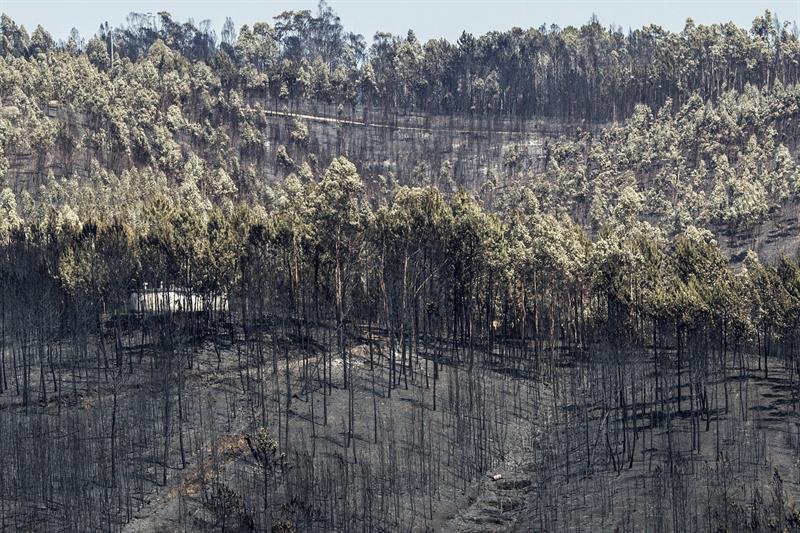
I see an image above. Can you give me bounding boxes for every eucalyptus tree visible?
[372,186,452,394]
[310,156,367,383]
[0,188,20,392]
[445,191,502,366]
[774,256,800,387]
[744,251,786,379]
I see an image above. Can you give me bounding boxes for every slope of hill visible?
[3,8,800,533]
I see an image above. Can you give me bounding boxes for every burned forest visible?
[1,3,800,532]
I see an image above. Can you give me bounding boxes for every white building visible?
[128,284,228,314]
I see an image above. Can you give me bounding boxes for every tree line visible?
[1,4,799,121]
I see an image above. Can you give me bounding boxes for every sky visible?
[1,0,798,43]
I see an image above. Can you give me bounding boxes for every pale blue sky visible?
[1,0,798,43]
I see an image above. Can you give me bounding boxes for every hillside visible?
[3,84,799,261]
[0,8,799,251]
[2,6,800,533]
